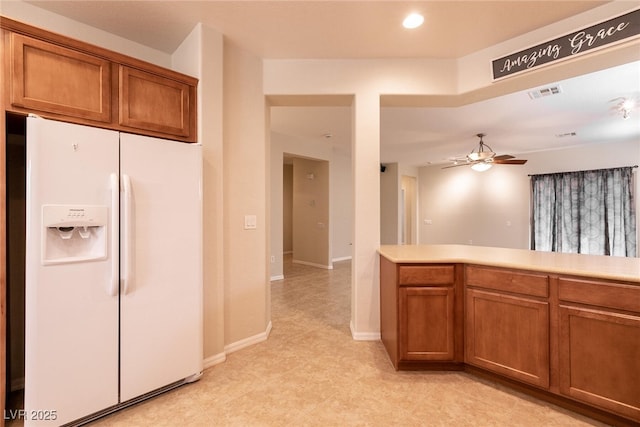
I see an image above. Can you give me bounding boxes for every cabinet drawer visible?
[466,266,548,298]
[399,265,455,286]
[559,278,640,313]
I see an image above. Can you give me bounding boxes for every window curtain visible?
[531,166,637,257]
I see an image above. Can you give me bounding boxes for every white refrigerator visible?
[24,116,203,426]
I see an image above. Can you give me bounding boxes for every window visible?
[531,166,637,257]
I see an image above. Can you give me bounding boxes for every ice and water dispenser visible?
[41,205,108,264]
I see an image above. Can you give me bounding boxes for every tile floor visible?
[9,257,607,426]
[86,256,606,426]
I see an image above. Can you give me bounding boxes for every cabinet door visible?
[559,305,640,421]
[399,287,455,361]
[119,66,194,139]
[10,33,111,122]
[465,288,549,388]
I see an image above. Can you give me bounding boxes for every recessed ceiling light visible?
[403,13,424,29]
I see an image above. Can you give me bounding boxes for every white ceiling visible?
[22,1,640,166]
[271,60,640,166]
[381,60,640,166]
[24,1,608,58]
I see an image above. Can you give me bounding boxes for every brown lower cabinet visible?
[399,286,455,361]
[380,257,640,425]
[380,257,464,370]
[464,265,550,388]
[559,305,640,421]
[557,277,640,422]
[465,288,550,388]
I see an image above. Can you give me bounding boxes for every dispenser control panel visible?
[41,205,109,265]
[43,205,107,228]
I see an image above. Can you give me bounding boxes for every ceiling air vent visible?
[528,85,562,100]
[555,132,577,138]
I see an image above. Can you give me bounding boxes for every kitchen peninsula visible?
[379,244,640,426]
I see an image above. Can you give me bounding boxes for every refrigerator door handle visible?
[109,173,119,297]
[122,174,134,294]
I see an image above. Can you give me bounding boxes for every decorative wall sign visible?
[492,8,640,80]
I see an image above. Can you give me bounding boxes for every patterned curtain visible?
[531,167,637,257]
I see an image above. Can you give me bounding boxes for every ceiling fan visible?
[443,133,527,171]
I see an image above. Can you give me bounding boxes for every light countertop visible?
[379,244,640,284]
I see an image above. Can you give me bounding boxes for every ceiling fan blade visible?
[494,154,515,161]
[493,159,528,165]
[442,162,473,169]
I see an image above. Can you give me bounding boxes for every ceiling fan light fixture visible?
[612,97,635,120]
[471,162,492,172]
[468,151,495,161]
[621,99,634,119]
[442,133,527,171]
[403,13,424,29]
[467,133,495,162]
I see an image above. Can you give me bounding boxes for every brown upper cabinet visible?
[9,33,112,123]
[2,17,197,142]
[119,66,192,138]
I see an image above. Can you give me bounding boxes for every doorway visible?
[269,104,353,279]
[269,103,353,332]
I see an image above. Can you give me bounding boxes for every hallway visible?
[87,257,605,426]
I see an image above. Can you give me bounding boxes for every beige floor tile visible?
[85,256,608,426]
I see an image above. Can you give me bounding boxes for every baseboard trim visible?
[292,259,333,269]
[203,352,227,369]
[223,321,273,355]
[270,274,284,281]
[332,256,352,262]
[350,321,381,341]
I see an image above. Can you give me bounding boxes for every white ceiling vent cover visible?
[528,85,562,99]
[555,132,577,138]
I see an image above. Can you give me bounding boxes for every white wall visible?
[6,0,638,361]
[292,157,330,268]
[283,164,293,254]
[380,163,399,245]
[419,140,640,252]
[265,2,640,338]
[419,164,530,248]
[331,144,353,261]
[171,24,227,364]
[381,164,420,246]
[223,40,270,349]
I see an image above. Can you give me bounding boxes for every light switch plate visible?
[244,215,257,230]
